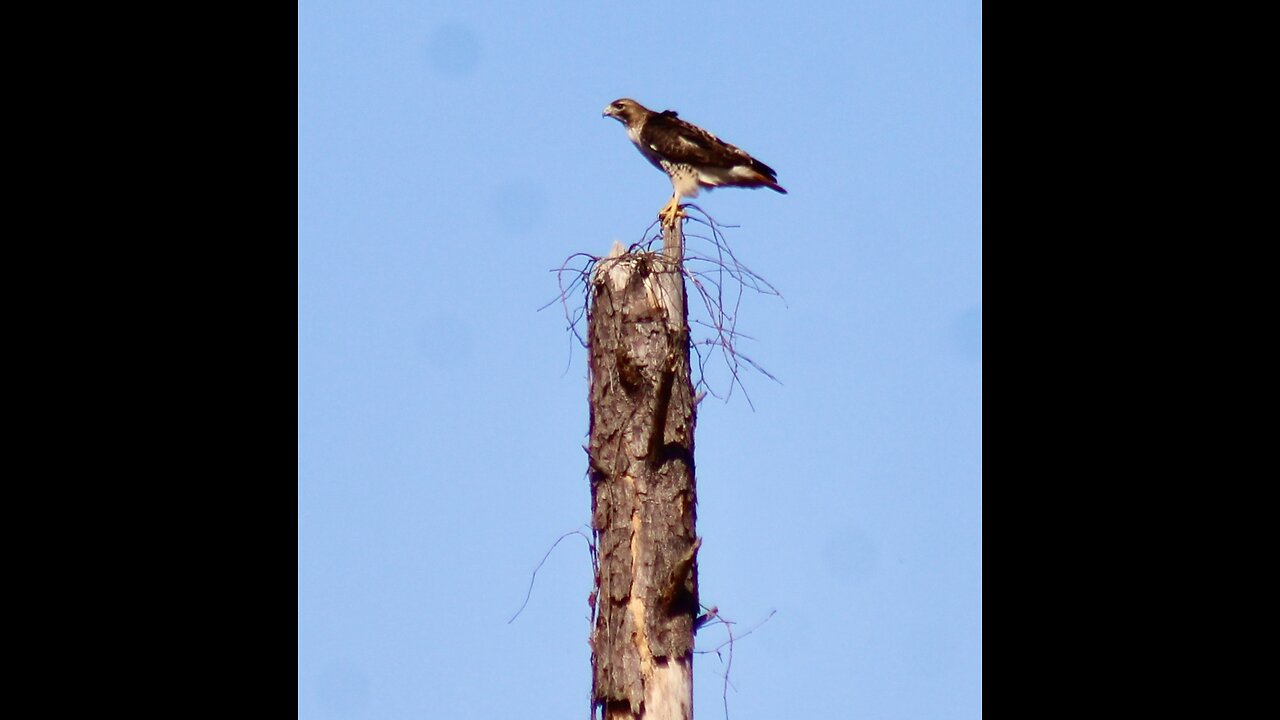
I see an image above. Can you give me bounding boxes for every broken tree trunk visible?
[588,214,701,720]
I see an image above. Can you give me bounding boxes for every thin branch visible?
[508,528,596,624]
[692,607,778,720]
[553,206,784,408]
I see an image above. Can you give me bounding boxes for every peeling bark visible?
[588,218,700,720]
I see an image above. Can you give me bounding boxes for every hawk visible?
[603,98,786,223]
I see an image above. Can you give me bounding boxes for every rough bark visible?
[588,217,700,720]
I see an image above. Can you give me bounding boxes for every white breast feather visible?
[695,166,735,188]
[660,160,702,199]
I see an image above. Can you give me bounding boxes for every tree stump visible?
[588,216,700,720]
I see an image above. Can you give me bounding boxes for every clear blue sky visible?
[299,1,981,718]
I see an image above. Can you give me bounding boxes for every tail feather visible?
[748,160,786,193]
[751,169,786,194]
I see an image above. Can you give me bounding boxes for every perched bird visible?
[602,98,786,224]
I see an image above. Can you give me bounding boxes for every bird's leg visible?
[658,194,685,225]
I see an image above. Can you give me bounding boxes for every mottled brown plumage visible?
[603,98,785,221]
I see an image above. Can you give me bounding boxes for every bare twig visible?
[549,206,784,407]
[508,528,597,624]
[693,606,778,720]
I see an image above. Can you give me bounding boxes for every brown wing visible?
[640,110,781,182]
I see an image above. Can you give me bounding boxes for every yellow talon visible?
[658,195,685,225]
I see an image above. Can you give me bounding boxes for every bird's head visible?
[603,98,647,126]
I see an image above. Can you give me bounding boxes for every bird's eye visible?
[612,102,623,109]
